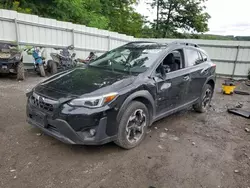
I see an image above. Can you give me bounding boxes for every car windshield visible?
[89,43,166,74]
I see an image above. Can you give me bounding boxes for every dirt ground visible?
[0,74,250,188]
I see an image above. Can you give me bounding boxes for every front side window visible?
[186,49,203,67]
[89,44,165,74]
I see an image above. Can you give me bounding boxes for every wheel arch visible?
[117,90,156,125]
[206,79,215,90]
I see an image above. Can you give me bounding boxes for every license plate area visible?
[31,110,48,128]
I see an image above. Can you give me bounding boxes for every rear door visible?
[184,47,211,101]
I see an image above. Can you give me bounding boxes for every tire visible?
[46,60,53,73]
[51,61,58,75]
[193,84,213,113]
[115,101,150,149]
[39,65,46,77]
[17,61,25,80]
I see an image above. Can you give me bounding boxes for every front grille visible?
[30,93,58,112]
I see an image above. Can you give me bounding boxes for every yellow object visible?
[222,84,236,95]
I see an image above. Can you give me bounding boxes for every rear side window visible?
[186,49,203,67]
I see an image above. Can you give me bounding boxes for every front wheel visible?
[193,84,213,113]
[115,101,150,149]
[17,61,25,80]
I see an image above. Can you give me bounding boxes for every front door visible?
[155,71,190,115]
[154,49,190,115]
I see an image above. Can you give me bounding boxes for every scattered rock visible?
[154,127,158,130]
[234,170,239,173]
[158,145,164,149]
[147,156,152,159]
[14,176,17,179]
[206,134,210,137]
[146,130,151,134]
[164,128,168,132]
[245,128,250,133]
[36,133,42,136]
[173,137,179,141]
[10,169,16,172]
[236,102,243,108]
[192,142,196,146]
[159,132,167,138]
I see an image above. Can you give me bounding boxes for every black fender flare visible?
[117,90,156,124]
[204,76,215,89]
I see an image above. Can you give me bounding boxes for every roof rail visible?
[170,41,200,48]
[126,41,159,45]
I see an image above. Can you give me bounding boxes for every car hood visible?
[34,67,135,99]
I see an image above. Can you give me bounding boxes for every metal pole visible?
[107,36,111,50]
[232,45,240,78]
[14,19,19,48]
[71,29,74,46]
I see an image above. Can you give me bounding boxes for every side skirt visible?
[153,99,198,123]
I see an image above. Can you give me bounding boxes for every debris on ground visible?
[168,135,180,141]
[235,102,243,108]
[157,145,164,149]
[154,127,158,130]
[14,176,17,179]
[36,133,42,136]
[146,130,151,134]
[228,108,250,119]
[10,169,16,172]
[192,142,196,146]
[234,90,250,95]
[164,128,169,132]
[245,128,250,133]
[234,170,240,173]
[159,132,167,138]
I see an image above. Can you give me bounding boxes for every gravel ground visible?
[0,74,250,188]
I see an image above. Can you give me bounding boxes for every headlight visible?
[15,55,21,61]
[11,54,21,61]
[69,92,118,108]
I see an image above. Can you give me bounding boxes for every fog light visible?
[89,129,96,136]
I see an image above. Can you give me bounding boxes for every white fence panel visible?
[0,9,250,78]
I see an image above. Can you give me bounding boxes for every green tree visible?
[151,0,210,38]
[100,0,144,37]
[0,0,144,36]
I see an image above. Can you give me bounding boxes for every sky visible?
[136,0,250,36]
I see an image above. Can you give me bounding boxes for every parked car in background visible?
[26,41,216,149]
[0,43,25,80]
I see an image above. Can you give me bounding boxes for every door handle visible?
[183,75,190,81]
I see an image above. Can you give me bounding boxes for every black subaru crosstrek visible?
[26,41,216,149]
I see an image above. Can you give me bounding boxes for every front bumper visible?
[26,101,117,145]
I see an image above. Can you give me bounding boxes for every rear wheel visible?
[115,101,149,149]
[193,84,213,113]
[39,65,46,77]
[17,61,25,80]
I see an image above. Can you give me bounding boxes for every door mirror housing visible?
[155,64,166,80]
